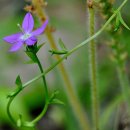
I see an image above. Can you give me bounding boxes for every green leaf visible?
[114,12,121,31]
[50,98,65,105]
[49,50,68,55]
[7,76,23,98]
[118,12,130,30]
[49,39,68,56]
[17,114,22,127]
[49,90,59,101]
[36,43,46,53]
[49,90,64,105]
[59,38,67,50]
[25,51,37,63]
[15,75,22,89]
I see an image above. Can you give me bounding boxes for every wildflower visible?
[3,13,48,52]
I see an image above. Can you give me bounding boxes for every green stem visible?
[23,0,128,90]
[31,53,49,124]
[7,96,16,124]
[34,54,49,101]
[31,0,90,128]
[6,0,128,125]
[31,103,48,124]
[7,52,49,127]
[88,4,99,130]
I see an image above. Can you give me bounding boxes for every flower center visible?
[20,33,31,41]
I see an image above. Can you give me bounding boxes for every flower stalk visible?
[26,0,90,130]
[6,0,128,128]
[27,47,49,124]
[7,45,49,127]
[87,1,99,130]
[12,0,128,95]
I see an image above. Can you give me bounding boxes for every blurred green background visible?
[0,0,130,130]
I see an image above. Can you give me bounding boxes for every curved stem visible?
[7,52,49,126]
[31,0,90,129]
[31,103,48,124]
[7,97,16,124]
[23,0,128,88]
[34,54,49,101]
[6,0,128,126]
[87,2,99,130]
[31,53,49,124]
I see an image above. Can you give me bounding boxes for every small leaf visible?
[25,51,37,63]
[36,43,46,53]
[15,75,22,89]
[58,38,67,50]
[50,98,65,105]
[49,90,59,101]
[49,50,68,55]
[17,114,22,127]
[49,90,64,105]
[118,12,130,30]
[114,13,121,31]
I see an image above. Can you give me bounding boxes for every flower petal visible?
[32,19,48,36]
[3,33,22,44]
[25,36,37,46]
[9,41,23,52]
[22,13,34,33]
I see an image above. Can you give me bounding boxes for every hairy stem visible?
[87,1,99,130]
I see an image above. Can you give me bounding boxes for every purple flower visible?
[3,13,48,52]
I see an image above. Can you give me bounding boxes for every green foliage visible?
[49,38,68,56]
[49,90,65,105]
[115,11,130,31]
[15,75,23,89]
[1,0,130,130]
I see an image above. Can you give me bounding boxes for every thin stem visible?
[31,1,90,129]
[46,25,90,130]
[34,54,49,101]
[31,103,48,124]
[87,2,99,130]
[6,52,49,127]
[31,53,49,124]
[6,0,128,126]
[7,97,16,124]
[23,0,128,89]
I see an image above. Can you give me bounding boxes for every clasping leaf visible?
[49,90,65,105]
[15,75,23,89]
[49,38,68,56]
[115,11,130,31]
[25,51,37,63]
[7,75,23,98]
